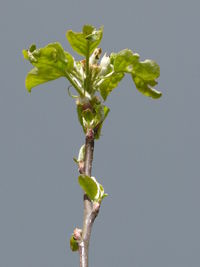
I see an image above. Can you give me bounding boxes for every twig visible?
[79,129,100,267]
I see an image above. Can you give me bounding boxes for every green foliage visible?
[23,43,74,92]
[94,105,110,139]
[66,25,103,57]
[131,59,161,98]
[23,24,162,137]
[110,49,162,99]
[97,72,124,101]
[78,175,106,202]
[111,49,139,72]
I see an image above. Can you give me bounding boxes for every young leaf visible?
[103,105,110,121]
[23,42,74,92]
[76,104,84,131]
[131,59,162,99]
[112,49,139,73]
[70,235,79,252]
[98,72,124,100]
[78,175,98,201]
[133,59,160,80]
[78,145,85,162]
[94,105,110,139]
[78,175,107,202]
[111,49,162,99]
[66,25,103,57]
[82,24,95,35]
[132,74,162,99]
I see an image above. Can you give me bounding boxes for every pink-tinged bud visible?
[73,228,82,241]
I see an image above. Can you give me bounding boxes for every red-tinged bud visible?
[82,102,92,111]
[86,129,94,139]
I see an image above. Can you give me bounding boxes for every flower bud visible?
[99,53,110,75]
[89,48,102,65]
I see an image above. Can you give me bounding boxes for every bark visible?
[79,130,99,267]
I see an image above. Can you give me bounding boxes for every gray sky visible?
[1,0,200,266]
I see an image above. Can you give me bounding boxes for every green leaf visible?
[132,74,162,99]
[70,235,79,252]
[103,105,109,115]
[76,104,84,131]
[94,105,110,139]
[112,49,139,73]
[133,59,160,81]
[78,175,107,202]
[103,105,110,121]
[78,175,98,201]
[23,42,74,92]
[110,49,162,99]
[66,25,103,57]
[93,103,104,124]
[98,72,124,100]
[131,60,162,99]
[82,24,95,35]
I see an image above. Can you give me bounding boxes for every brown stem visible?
[79,130,99,267]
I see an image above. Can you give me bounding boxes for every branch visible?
[79,129,100,267]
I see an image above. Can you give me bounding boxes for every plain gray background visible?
[1,0,200,266]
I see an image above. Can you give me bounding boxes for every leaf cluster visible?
[23,24,162,139]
